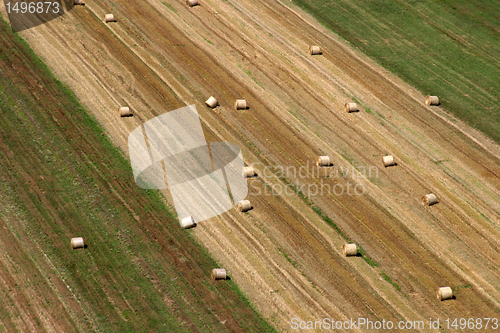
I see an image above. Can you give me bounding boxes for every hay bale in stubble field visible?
[243,166,256,178]
[422,193,438,206]
[205,96,218,108]
[180,216,196,229]
[234,99,247,110]
[316,156,330,167]
[211,268,227,280]
[237,200,251,212]
[104,14,116,23]
[119,107,132,117]
[309,46,321,55]
[186,0,199,7]
[345,102,359,113]
[425,95,439,106]
[74,0,85,5]
[383,155,396,167]
[343,243,358,257]
[437,287,453,301]
[71,237,85,249]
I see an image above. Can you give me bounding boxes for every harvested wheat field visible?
[2,0,500,331]
[0,13,277,333]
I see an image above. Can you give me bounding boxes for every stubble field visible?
[1,0,500,332]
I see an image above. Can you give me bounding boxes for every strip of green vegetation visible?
[292,0,500,143]
[0,15,276,333]
[238,65,263,88]
[356,245,378,268]
[380,272,401,292]
[453,284,472,291]
[278,248,299,268]
[162,2,177,14]
[203,36,214,45]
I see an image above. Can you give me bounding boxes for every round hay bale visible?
[234,99,247,110]
[425,95,439,106]
[237,200,251,212]
[180,216,196,229]
[383,155,395,167]
[71,237,85,249]
[309,46,321,55]
[437,287,453,301]
[316,156,330,167]
[345,102,359,113]
[205,96,218,108]
[243,166,256,178]
[343,243,358,257]
[74,0,85,5]
[422,193,438,206]
[104,14,116,23]
[211,268,227,280]
[119,106,132,117]
[186,0,198,6]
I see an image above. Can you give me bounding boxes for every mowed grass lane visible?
[292,0,500,143]
[0,15,276,333]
